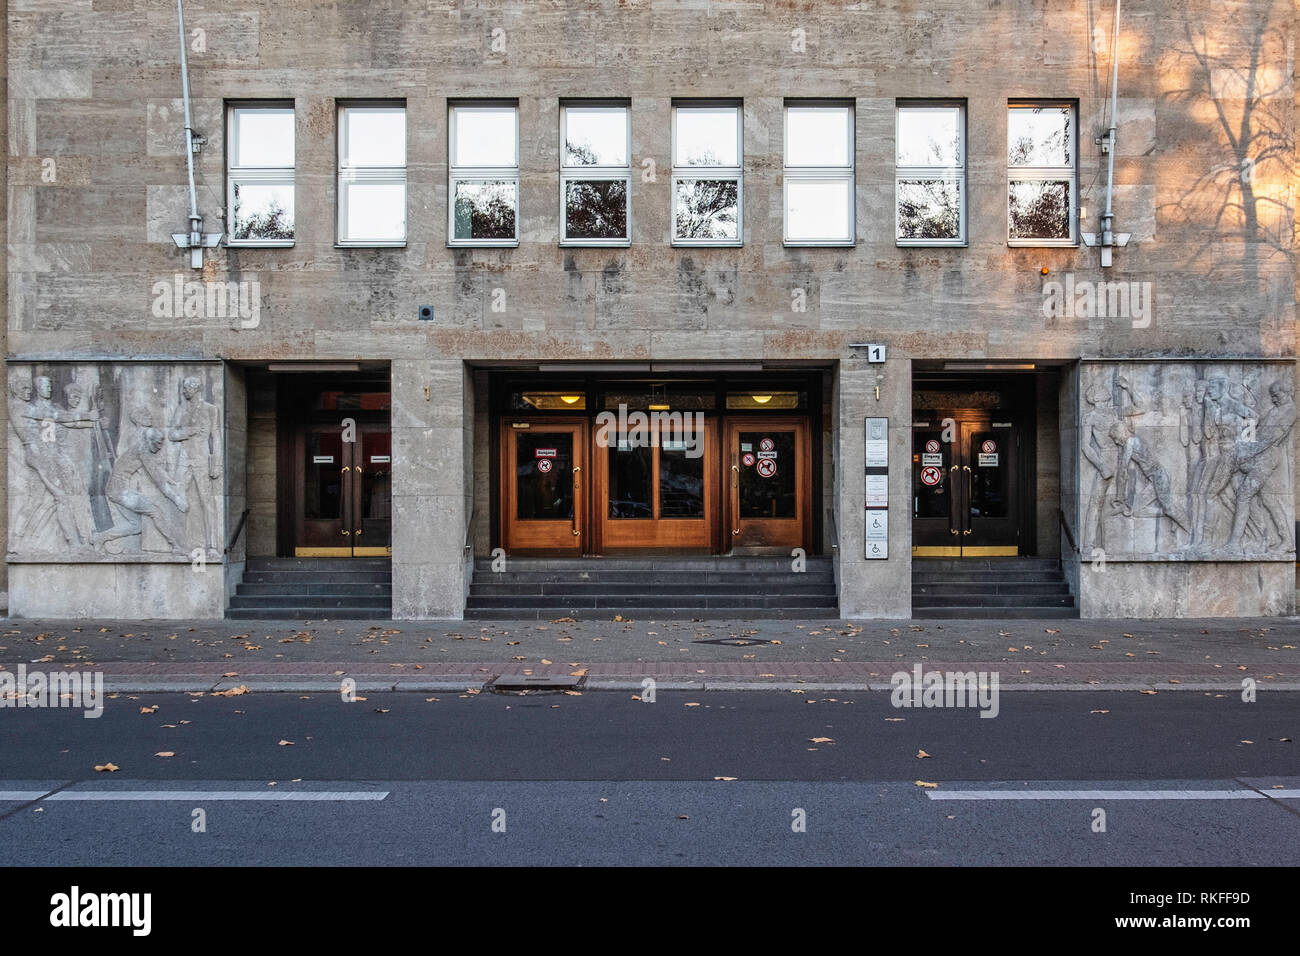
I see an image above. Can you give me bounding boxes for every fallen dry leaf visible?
[278,739,294,746]
[154,751,175,758]
[809,737,834,744]
[916,749,931,759]
[139,706,157,714]
[94,763,120,772]
[713,776,737,781]
[914,780,938,789]
[213,685,249,697]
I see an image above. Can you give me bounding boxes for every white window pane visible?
[231,181,294,241]
[786,107,851,167]
[564,108,628,166]
[453,108,517,167]
[341,182,405,241]
[452,180,517,240]
[1008,106,1072,167]
[786,179,852,241]
[897,108,961,167]
[675,108,739,167]
[564,179,628,239]
[674,179,738,240]
[897,179,962,241]
[234,109,294,168]
[1009,180,1071,239]
[344,109,406,167]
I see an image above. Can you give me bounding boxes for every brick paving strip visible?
[0,658,1287,693]
[1,616,1296,691]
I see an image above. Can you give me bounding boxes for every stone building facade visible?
[3,0,1296,619]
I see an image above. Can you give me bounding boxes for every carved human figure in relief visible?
[90,427,190,556]
[166,376,222,559]
[10,373,99,548]
[1225,379,1295,552]
[1080,383,1118,551]
[1191,377,1257,548]
[1107,421,1190,534]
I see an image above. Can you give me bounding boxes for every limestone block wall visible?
[1074,359,1296,617]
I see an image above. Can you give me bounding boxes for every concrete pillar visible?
[835,357,912,618]
[390,358,471,618]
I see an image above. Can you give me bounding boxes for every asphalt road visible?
[1,689,1296,865]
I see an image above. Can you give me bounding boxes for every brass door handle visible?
[342,530,350,536]
[732,528,740,535]
[950,528,958,535]
[342,465,350,473]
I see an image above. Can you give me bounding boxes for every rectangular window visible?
[561,101,630,245]
[338,102,406,246]
[672,101,742,245]
[896,101,965,245]
[226,103,295,246]
[449,101,518,246]
[1007,101,1076,245]
[783,101,854,245]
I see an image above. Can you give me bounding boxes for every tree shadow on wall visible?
[1157,3,1294,300]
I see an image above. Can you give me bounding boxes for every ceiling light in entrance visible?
[726,391,800,409]
[521,391,587,410]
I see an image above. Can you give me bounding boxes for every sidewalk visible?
[1,615,1297,692]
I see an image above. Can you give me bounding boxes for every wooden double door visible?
[499,416,811,555]
[912,415,1020,556]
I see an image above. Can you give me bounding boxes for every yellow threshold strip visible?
[294,547,392,557]
[912,546,1018,557]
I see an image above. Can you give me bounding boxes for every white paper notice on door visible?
[978,453,998,467]
[312,456,334,464]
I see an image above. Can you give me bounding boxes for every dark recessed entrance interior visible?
[911,367,1039,558]
[275,370,392,558]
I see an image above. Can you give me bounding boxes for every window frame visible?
[671,99,743,248]
[894,99,967,247]
[782,100,856,247]
[225,101,296,248]
[559,100,632,247]
[1006,99,1078,248]
[448,100,520,248]
[336,100,408,248]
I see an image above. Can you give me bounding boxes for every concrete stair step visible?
[912,582,1070,596]
[469,582,837,597]
[910,558,1061,572]
[912,606,1081,620]
[246,557,392,572]
[473,570,833,585]
[912,571,1063,584]
[912,594,1075,608]
[242,570,392,584]
[229,595,393,610]
[236,582,393,597]
[225,608,389,620]
[472,557,831,572]
[465,593,837,610]
[464,606,840,621]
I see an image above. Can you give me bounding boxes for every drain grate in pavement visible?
[693,638,776,647]
[490,674,584,692]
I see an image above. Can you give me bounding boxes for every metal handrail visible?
[1058,508,1078,554]
[225,508,249,555]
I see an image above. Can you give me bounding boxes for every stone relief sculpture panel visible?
[7,363,223,562]
[1078,362,1295,560]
